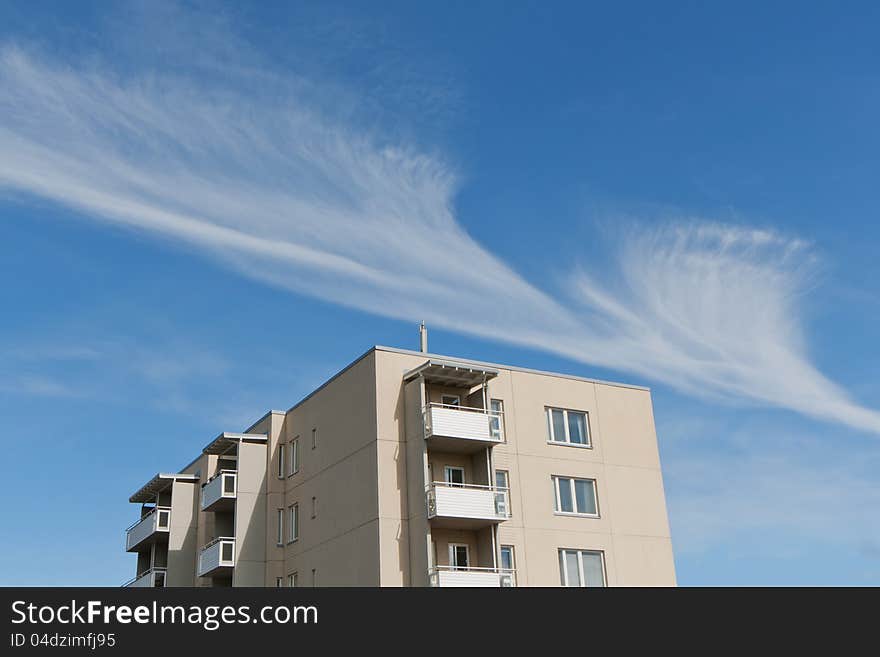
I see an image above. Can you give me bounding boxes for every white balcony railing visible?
[200,470,237,511]
[427,482,510,524]
[429,566,516,587]
[123,567,167,588]
[198,537,235,577]
[423,403,502,446]
[125,507,171,551]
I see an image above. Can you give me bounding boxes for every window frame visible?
[489,398,505,441]
[558,548,606,587]
[448,543,470,570]
[546,407,592,448]
[552,475,599,517]
[288,437,300,476]
[277,443,286,479]
[276,508,284,546]
[288,572,298,587]
[500,545,515,572]
[444,465,465,486]
[441,394,461,407]
[311,428,317,450]
[288,503,299,543]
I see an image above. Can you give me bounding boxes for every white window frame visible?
[558,548,606,587]
[546,407,592,448]
[276,508,284,546]
[288,503,299,543]
[441,394,461,406]
[552,476,599,517]
[275,577,283,588]
[277,444,286,479]
[495,469,509,490]
[449,543,470,570]
[444,465,465,486]
[500,545,515,571]
[288,572,298,587]
[489,398,505,441]
[288,437,300,476]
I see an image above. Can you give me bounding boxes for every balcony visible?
[125,507,171,552]
[201,470,237,512]
[423,403,503,453]
[427,482,510,529]
[429,566,516,587]
[123,567,167,588]
[198,537,235,577]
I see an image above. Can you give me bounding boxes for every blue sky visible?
[1,1,878,585]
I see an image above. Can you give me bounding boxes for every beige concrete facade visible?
[124,345,676,587]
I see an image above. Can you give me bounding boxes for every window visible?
[441,394,460,406]
[277,444,286,478]
[312,569,317,587]
[276,508,284,546]
[444,465,465,486]
[311,428,317,449]
[288,437,300,476]
[311,496,317,519]
[275,577,283,588]
[495,469,509,490]
[489,399,505,440]
[288,572,298,588]
[449,544,470,570]
[558,549,605,587]
[546,407,591,447]
[552,476,598,516]
[289,504,299,542]
[500,545,515,571]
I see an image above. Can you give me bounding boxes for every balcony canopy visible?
[129,473,198,504]
[404,359,498,388]
[202,431,268,456]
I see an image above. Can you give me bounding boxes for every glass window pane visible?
[565,551,581,587]
[500,546,513,570]
[568,412,587,444]
[551,409,566,441]
[581,552,605,587]
[495,470,508,489]
[574,479,597,515]
[557,477,573,512]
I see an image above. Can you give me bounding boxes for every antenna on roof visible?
[419,321,428,353]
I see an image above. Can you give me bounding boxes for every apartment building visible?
[124,341,676,587]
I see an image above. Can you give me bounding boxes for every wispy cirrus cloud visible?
[0,43,877,434]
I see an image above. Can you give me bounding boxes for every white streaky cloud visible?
[0,46,878,434]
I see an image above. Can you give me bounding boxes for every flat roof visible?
[202,432,268,456]
[130,473,199,504]
[378,345,650,392]
[403,359,498,387]
[284,344,647,416]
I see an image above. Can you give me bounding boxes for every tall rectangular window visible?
[489,399,505,440]
[289,503,299,542]
[277,444,286,478]
[275,577,283,588]
[288,437,300,476]
[500,545,515,571]
[558,549,605,587]
[546,407,591,447]
[495,469,509,490]
[552,476,598,516]
[276,508,284,546]
[311,428,317,449]
[312,569,317,587]
[311,496,317,519]
[288,572,298,588]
